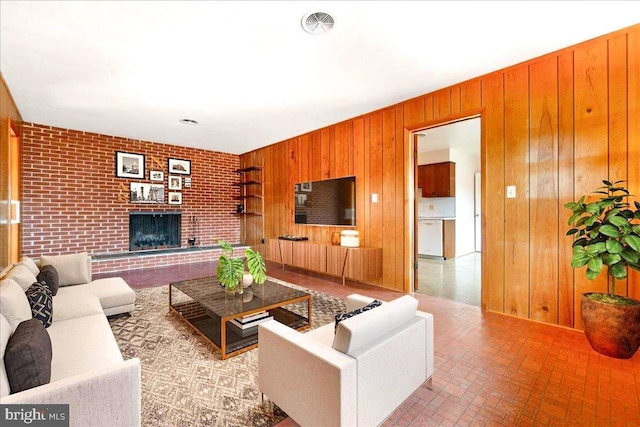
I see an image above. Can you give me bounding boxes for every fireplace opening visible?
[129,212,181,251]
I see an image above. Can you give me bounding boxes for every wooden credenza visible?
[266,239,382,284]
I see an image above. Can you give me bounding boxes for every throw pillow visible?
[25,282,53,328]
[334,299,382,331]
[39,252,91,286]
[36,265,60,296]
[4,264,38,292]
[4,318,52,394]
[18,257,40,277]
[0,278,33,332]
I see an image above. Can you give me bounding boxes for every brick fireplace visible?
[20,123,244,274]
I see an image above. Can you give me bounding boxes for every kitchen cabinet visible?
[419,162,455,197]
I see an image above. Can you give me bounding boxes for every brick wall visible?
[21,123,241,264]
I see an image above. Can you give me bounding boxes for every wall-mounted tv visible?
[294,176,356,226]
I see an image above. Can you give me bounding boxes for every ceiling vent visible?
[301,12,335,35]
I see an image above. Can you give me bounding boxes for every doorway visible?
[412,117,482,306]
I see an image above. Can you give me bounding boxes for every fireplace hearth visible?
[129,212,181,251]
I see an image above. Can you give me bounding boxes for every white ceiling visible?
[1,1,638,155]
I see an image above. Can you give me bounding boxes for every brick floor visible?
[100,261,640,426]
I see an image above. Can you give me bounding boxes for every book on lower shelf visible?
[230,313,273,330]
[234,311,270,325]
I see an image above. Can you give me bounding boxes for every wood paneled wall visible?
[0,73,23,267]
[241,24,640,329]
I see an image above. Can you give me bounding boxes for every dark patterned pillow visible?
[25,282,53,328]
[37,264,60,296]
[4,318,52,393]
[335,300,382,331]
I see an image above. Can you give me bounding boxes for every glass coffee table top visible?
[170,276,310,318]
[169,276,311,359]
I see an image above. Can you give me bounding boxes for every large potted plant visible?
[565,180,640,359]
[216,241,267,294]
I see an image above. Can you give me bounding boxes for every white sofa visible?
[0,255,140,427]
[259,293,434,427]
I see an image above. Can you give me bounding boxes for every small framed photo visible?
[184,177,192,188]
[301,182,312,192]
[168,176,182,190]
[116,151,144,179]
[150,170,164,181]
[168,158,191,175]
[130,183,164,204]
[168,192,182,205]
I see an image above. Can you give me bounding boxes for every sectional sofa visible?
[0,253,140,426]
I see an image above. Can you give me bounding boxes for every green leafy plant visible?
[565,180,640,304]
[216,241,267,290]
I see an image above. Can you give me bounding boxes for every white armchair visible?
[258,294,434,427]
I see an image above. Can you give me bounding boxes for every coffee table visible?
[169,277,312,359]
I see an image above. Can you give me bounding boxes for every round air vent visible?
[301,12,335,35]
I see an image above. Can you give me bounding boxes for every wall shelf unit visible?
[232,166,264,242]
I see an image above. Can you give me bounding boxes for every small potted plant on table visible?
[565,180,640,359]
[216,241,267,295]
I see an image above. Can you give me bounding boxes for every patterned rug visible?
[108,278,346,427]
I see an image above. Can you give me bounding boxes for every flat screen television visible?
[294,176,356,226]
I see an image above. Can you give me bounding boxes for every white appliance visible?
[418,219,443,256]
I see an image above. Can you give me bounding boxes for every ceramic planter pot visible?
[581,293,640,359]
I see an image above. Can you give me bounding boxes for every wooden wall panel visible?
[529,57,559,324]
[310,130,322,182]
[298,134,311,182]
[628,30,640,300]
[353,117,367,247]
[395,106,407,291]
[425,95,434,122]
[240,24,640,329]
[1,75,23,267]
[433,89,451,120]
[558,51,576,328]
[608,34,628,297]
[334,121,353,177]
[320,127,333,179]
[481,73,506,313]
[573,40,609,329]
[503,66,530,318]
[381,108,398,289]
[403,97,425,129]
[461,80,482,112]
[451,86,461,115]
[368,111,384,266]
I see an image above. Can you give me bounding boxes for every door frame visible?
[406,110,486,309]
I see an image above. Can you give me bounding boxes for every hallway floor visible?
[415,252,481,306]
[101,260,640,426]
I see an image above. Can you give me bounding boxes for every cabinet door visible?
[434,162,455,197]
[420,165,436,197]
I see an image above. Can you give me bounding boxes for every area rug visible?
[108,278,346,427]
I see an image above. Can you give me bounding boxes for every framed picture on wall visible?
[168,192,182,205]
[130,183,164,203]
[150,171,164,181]
[116,151,145,179]
[168,158,191,175]
[168,176,182,190]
